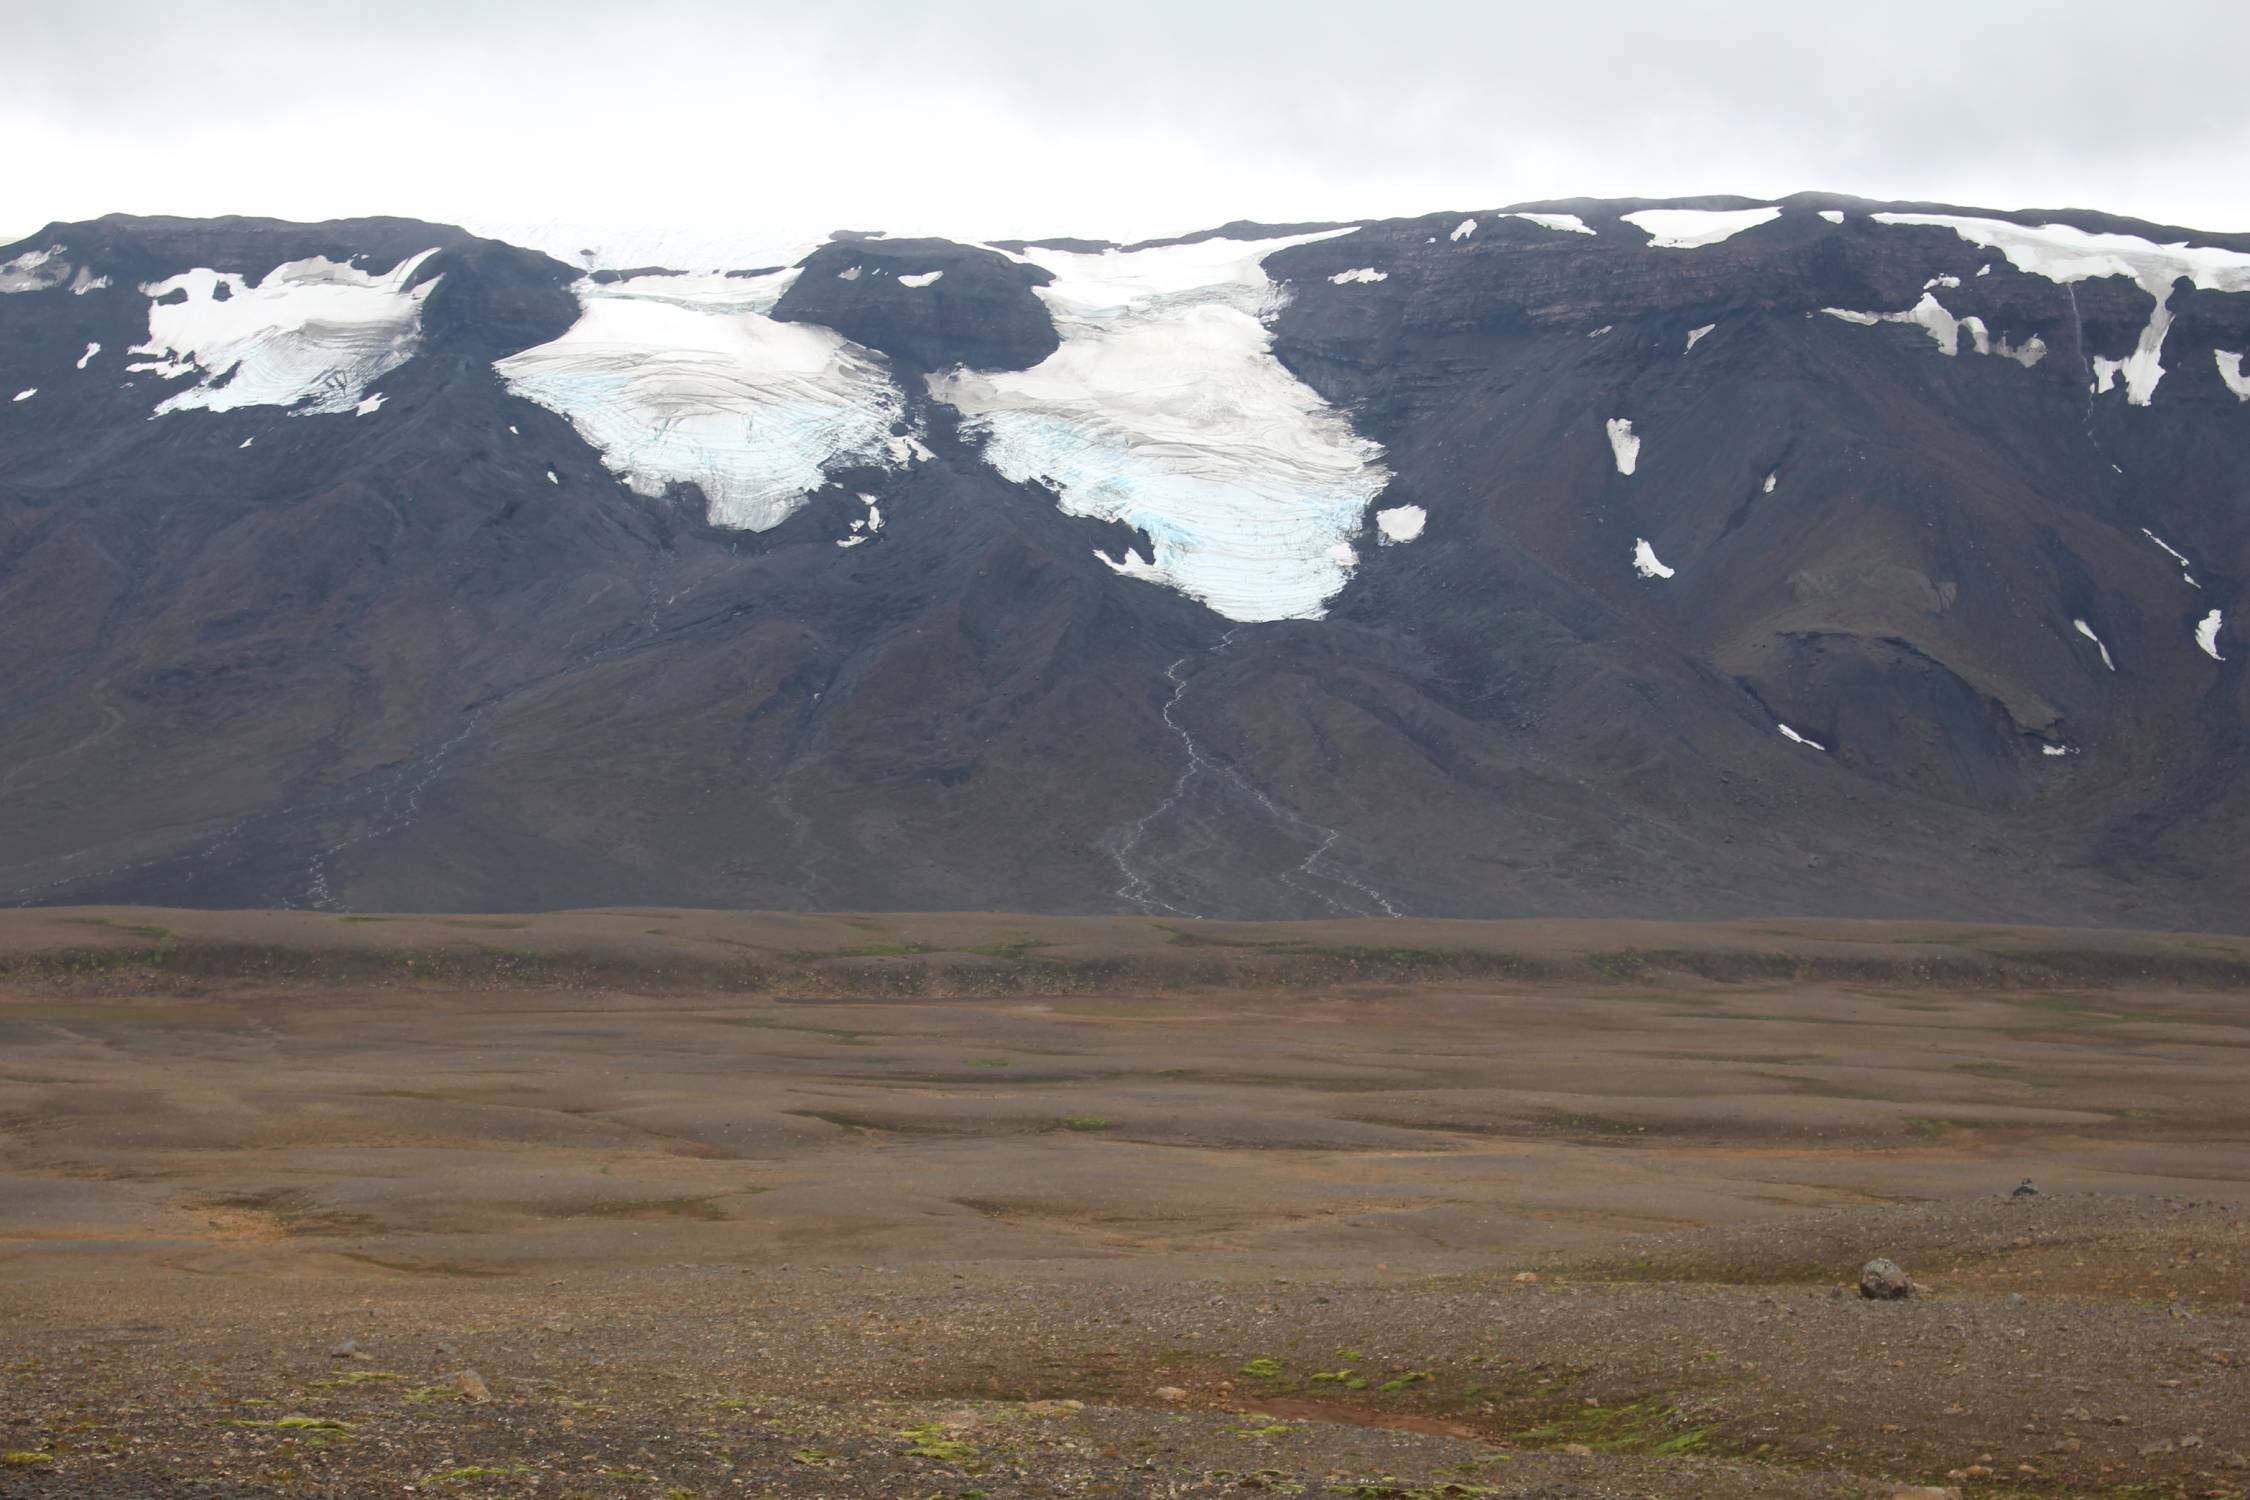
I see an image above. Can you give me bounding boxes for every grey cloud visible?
[5,0,2246,239]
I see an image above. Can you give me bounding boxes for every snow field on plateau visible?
[1623,207,1780,249]
[1509,213,1593,236]
[927,230,1392,622]
[1873,214,2250,406]
[496,270,914,532]
[127,251,440,416]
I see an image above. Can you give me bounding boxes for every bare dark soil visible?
[2,910,2245,1497]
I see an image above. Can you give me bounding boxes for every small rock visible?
[449,1369,490,1402]
[1860,1259,1914,1300]
[2012,1179,2041,1197]
[2179,1434,2204,1450]
[1513,1271,1540,1283]
[2139,1439,2174,1457]
[1154,1386,1187,1402]
[328,1339,358,1359]
[2007,1292,2028,1307]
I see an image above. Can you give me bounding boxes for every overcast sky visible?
[7,0,2248,259]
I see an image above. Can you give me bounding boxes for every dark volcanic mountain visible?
[2,195,2246,926]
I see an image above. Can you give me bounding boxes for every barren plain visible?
[1,910,2245,1497]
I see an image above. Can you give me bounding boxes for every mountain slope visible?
[2,195,2244,925]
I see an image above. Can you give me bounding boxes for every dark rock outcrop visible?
[772,237,1058,372]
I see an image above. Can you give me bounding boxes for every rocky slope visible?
[1,194,2244,924]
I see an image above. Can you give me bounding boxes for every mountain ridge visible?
[2,194,2243,926]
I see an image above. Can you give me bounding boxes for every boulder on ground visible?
[1860,1258,1914,1299]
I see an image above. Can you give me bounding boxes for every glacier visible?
[128,251,441,416]
[926,231,1391,623]
[496,269,915,532]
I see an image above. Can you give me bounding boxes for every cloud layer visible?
[7,0,2247,247]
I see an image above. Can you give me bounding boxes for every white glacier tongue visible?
[496,269,912,532]
[128,250,441,416]
[1872,214,2250,406]
[926,230,1391,623]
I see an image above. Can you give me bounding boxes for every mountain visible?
[2,194,2246,926]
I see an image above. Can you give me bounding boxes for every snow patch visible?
[1329,267,1388,284]
[1632,538,1675,579]
[1508,212,1593,235]
[11,388,34,403]
[1777,723,1826,751]
[1818,210,1845,224]
[2196,609,2226,661]
[238,436,254,449]
[1873,213,2250,406]
[128,250,441,416]
[927,229,1389,622]
[2141,527,2197,586]
[497,269,916,532]
[0,245,67,293]
[2073,618,2116,671]
[2217,350,2250,400]
[1449,218,1478,242]
[884,431,935,465]
[1763,470,1777,494]
[1684,323,1715,352]
[1374,504,1425,544]
[355,392,386,417]
[1995,334,2047,368]
[1823,293,2041,366]
[1587,325,1612,338]
[1822,293,1979,356]
[76,342,99,369]
[1605,417,1639,475]
[897,270,943,288]
[2041,743,2076,757]
[546,469,559,485]
[836,265,862,281]
[1624,206,1781,249]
